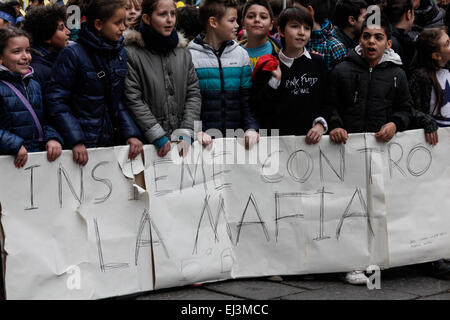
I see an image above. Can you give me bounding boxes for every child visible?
[295,0,348,70]
[409,28,450,146]
[45,0,143,166]
[23,4,70,89]
[125,0,142,29]
[327,15,413,284]
[333,0,368,50]
[251,6,328,143]
[0,27,62,168]
[176,5,203,41]
[383,0,416,75]
[188,0,260,149]
[0,3,17,27]
[123,0,205,158]
[239,0,281,69]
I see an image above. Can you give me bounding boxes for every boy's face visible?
[360,26,392,66]
[243,5,273,39]
[46,20,70,52]
[279,20,311,53]
[213,8,239,42]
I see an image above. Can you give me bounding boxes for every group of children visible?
[1,0,450,285]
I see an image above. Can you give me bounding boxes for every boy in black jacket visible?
[328,15,412,145]
[251,6,328,144]
[327,14,413,285]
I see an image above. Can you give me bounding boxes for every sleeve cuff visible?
[153,136,169,149]
[312,117,328,134]
[268,76,281,89]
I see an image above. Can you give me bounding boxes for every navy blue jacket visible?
[45,23,141,149]
[30,46,58,90]
[0,67,62,156]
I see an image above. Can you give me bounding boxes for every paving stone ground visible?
[121,266,450,300]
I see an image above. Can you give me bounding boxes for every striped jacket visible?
[188,35,259,134]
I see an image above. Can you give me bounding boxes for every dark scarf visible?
[139,22,179,55]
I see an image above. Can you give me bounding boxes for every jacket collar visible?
[279,48,311,68]
[78,22,124,54]
[352,44,402,67]
[123,28,189,49]
[0,64,34,82]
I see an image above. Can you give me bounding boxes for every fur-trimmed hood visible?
[123,29,189,48]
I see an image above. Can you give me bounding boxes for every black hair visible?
[199,0,239,28]
[383,0,413,25]
[278,6,313,47]
[23,4,67,46]
[85,0,126,28]
[0,26,30,55]
[176,5,202,40]
[242,0,274,20]
[361,12,392,39]
[335,0,368,29]
[295,0,330,24]
[268,0,292,17]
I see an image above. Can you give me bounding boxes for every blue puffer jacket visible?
[45,23,141,149]
[188,35,259,134]
[0,66,62,156]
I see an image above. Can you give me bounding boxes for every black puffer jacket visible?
[408,68,439,133]
[327,47,412,133]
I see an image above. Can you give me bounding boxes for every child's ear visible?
[348,15,356,26]
[386,39,392,50]
[208,16,217,29]
[93,18,103,32]
[407,9,413,21]
[142,13,151,26]
[432,52,442,63]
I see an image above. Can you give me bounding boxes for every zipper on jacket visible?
[394,76,398,88]
[364,67,374,132]
[214,50,227,134]
[353,91,358,103]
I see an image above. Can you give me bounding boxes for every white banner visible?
[1,129,449,299]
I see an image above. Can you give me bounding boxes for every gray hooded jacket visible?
[123,30,201,143]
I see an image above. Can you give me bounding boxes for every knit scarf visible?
[139,22,179,55]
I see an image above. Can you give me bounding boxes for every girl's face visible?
[243,5,273,40]
[95,7,127,43]
[0,36,31,76]
[434,30,450,67]
[144,0,176,37]
[279,20,311,54]
[47,20,70,52]
[126,1,142,27]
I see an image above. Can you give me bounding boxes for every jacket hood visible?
[0,64,35,82]
[415,0,445,27]
[188,33,238,55]
[349,44,402,67]
[30,47,58,68]
[78,23,124,54]
[123,28,189,48]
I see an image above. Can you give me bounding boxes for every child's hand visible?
[197,131,213,149]
[157,141,171,158]
[14,145,28,168]
[72,143,89,166]
[271,65,282,81]
[245,130,260,150]
[330,128,348,144]
[425,131,439,146]
[127,137,143,160]
[375,122,397,142]
[306,123,325,145]
[46,139,62,162]
[177,139,190,157]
